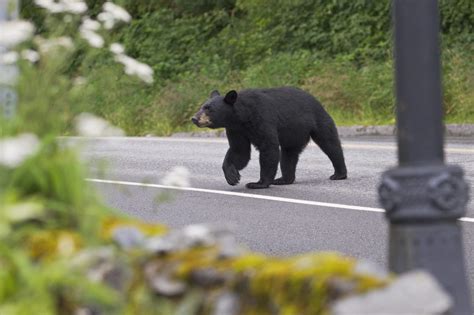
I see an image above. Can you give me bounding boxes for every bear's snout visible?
[191,112,211,128]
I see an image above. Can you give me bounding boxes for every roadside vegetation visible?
[18,0,473,136]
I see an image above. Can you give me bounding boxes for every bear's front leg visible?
[222,160,240,186]
[222,130,251,186]
[246,144,279,189]
[222,149,251,186]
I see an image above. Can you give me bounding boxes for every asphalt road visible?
[73,136,474,293]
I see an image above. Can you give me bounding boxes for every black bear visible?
[191,87,347,189]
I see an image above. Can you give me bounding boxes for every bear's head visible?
[191,90,237,129]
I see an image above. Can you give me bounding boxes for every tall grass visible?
[85,47,471,136]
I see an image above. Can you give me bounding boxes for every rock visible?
[181,224,215,247]
[213,292,240,315]
[190,268,229,287]
[144,236,176,254]
[72,247,131,292]
[72,247,115,267]
[354,260,389,279]
[112,226,145,249]
[148,274,187,297]
[101,262,131,291]
[327,278,357,300]
[149,275,187,297]
[331,270,452,315]
[145,261,187,297]
[144,224,218,254]
[217,234,244,259]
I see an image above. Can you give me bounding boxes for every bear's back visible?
[236,87,326,123]
[239,87,323,112]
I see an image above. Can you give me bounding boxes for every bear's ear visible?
[210,90,220,98]
[224,90,238,105]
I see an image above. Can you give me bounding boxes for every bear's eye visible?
[203,105,212,111]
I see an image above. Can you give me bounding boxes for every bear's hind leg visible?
[310,124,347,180]
[273,147,300,185]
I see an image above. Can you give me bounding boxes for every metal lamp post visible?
[379,0,472,313]
[0,0,20,119]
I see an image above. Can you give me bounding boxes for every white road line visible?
[343,144,474,154]
[63,136,226,143]
[86,178,474,224]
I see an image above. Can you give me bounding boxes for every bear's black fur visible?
[191,87,347,189]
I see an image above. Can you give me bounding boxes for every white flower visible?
[0,133,40,168]
[74,113,125,137]
[73,76,87,86]
[21,49,40,63]
[97,11,116,30]
[34,0,87,14]
[80,17,101,32]
[114,54,154,84]
[110,43,124,55]
[62,0,87,14]
[80,29,104,48]
[78,18,104,48]
[0,21,35,48]
[103,2,131,23]
[0,51,19,65]
[35,36,74,53]
[98,2,131,29]
[160,166,190,187]
[35,0,65,13]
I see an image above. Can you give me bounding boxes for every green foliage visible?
[443,48,474,123]
[117,0,471,71]
[0,138,163,314]
[78,62,157,135]
[240,51,318,88]
[231,0,391,64]
[11,52,81,136]
[19,0,474,135]
[301,59,395,126]
[121,8,230,80]
[440,0,474,45]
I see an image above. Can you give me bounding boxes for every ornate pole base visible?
[379,165,472,314]
[389,222,471,314]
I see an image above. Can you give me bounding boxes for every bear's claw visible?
[224,164,240,185]
[246,182,270,189]
[273,177,295,185]
[330,173,347,180]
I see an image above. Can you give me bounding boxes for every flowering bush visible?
[0,0,155,138]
